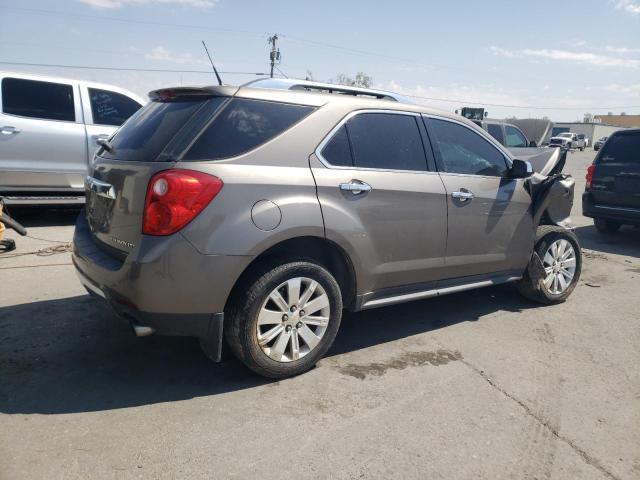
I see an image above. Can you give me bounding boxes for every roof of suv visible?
[243,78,414,103]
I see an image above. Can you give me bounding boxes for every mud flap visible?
[524,251,546,291]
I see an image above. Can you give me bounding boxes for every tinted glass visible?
[504,125,528,148]
[2,77,75,121]
[89,88,142,126]
[103,99,217,161]
[428,119,508,176]
[487,124,504,144]
[185,99,314,160]
[598,132,640,164]
[346,113,427,171]
[321,125,353,167]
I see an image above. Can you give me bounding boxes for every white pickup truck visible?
[548,132,585,151]
[0,72,145,205]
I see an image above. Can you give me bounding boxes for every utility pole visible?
[268,34,280,78]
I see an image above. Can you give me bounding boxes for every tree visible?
[332,72,373,88]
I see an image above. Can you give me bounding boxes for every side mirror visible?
[529,140,537,147]
[510,159,533,178]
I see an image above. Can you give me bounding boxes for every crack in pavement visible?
[457,356,620,480]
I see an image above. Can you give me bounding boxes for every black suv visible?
[583,129,640,232]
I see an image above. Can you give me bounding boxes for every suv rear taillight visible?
[143,169,223,236]
[585,164,596,191]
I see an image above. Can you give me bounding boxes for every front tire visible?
[224,261,342,378]
[594,218,621,233]
[517,226,582,304]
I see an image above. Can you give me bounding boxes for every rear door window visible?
[427,118,508,176]
[89,88,142,126]
[504,125,528,148]
[102,98,223,161]
[486,123,504,145]
[184,99,314,160]
[321,125,353,167]
[1,77,75,122]
[598,132,640,164]
[345,113,427,171]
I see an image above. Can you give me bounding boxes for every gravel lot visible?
[1,149,639,480]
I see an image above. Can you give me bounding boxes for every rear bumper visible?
[72,211,253,348]
[582,193,640,224]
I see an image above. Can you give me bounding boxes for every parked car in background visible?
[577,134,588,149]
[74,81,581,379]
[0,72,145,205]
[549,132,584,151]
[477,119,567,176]
[583,128,640,233]
[594,136,608,151]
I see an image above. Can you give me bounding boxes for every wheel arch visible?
[225,235,358,311]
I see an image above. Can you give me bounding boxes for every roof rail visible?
[242,78,413,104]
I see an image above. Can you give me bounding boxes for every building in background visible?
[593,114,640,129]
[550,122,628,146]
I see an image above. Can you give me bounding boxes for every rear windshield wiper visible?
[97,138,115,154]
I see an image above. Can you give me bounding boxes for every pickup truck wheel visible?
[517,226,582,304]
[224,261,342,379]
[594,218,621,233]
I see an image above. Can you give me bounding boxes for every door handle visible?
[339,180,372,195]
[451,189,475,202]
[1,126,20,135]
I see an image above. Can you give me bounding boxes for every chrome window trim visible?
[422,114,515,180]
[422,113,514,166]
[314,109,434,174]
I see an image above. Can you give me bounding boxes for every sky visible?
[0,0,639,121]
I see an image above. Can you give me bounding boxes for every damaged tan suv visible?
[73,79,581,378]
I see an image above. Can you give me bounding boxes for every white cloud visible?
[144,46,211,66]
[78,0,217,9]
[604,83,640,96]
[522,48,640,68]
[604,45,640,54]
[615,0,640,14]
[489,46,514,58]
[490,46,639,68]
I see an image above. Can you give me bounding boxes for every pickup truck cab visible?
[0,72,145,205]
[549,132,584,151]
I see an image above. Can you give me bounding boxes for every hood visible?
[510,147,566,176]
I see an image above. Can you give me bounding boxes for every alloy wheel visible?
[256,277,331,362]
[542,239,576,295]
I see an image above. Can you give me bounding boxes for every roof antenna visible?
[201,40,223,86]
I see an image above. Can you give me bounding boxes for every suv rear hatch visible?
[85,87,233,256]
[589,130,640,209]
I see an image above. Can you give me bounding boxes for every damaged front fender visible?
[526,173,575,229]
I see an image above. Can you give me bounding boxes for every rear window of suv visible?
[598,131,640,164]
[183,98,314,160]
[101,97,225,162]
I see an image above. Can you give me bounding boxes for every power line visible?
[1,5,268,38]
[0,61,271,76]
[403,93,640,111]
[2,61,637,111]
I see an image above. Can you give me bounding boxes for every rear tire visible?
[594,218,621,234]
[224,261,342,379]
[517,226,582,305]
